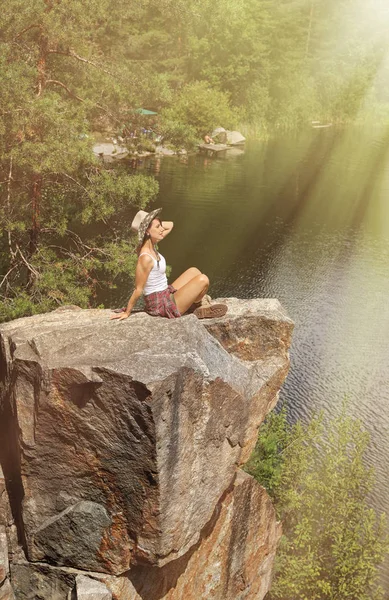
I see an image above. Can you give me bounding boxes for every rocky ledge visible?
[0,298,293,600]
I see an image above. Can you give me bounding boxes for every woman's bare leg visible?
[173,274,209,314]
[171,267,201,290]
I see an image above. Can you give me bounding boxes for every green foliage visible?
[0,168,158,322]
[246,407,389,600]
[244,408,290,496]
[186,0,273,107]
[79,170,159,225]
[158,120,198,151]
[160,82,237,139]
[0,0,162,321]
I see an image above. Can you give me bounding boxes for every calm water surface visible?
[127,128,389,581]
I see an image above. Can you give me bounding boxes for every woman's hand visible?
[109,252,153,321]
[110,311,130,321]
[161,221,173,238]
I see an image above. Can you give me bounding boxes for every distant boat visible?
[135,108,158,115]
[311,121,333,129]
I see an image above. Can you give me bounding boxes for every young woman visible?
[110,208,227,321]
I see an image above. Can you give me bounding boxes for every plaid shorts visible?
[144,285,181,319]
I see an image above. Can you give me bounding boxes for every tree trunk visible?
[30,25,47,255]
[37,32,48,95]
[29,174,42,256]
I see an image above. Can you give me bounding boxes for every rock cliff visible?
[0,298,293,600]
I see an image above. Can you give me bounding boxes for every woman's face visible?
[147,219,164,242]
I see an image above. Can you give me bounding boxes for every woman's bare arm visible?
[110,255,153,320]
[161,221,174,238]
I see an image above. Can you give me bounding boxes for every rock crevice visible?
[0,298,293,599]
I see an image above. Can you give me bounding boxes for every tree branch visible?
[45,79,85,102]
[52,172,91,197]
[47,49,114,76]
[44,82,120,126]
[16,245,40,279]
[94,102,122,126]
[14,24,42,39]
[0,265,19,290]
[40,227,111,257]
[64,231,111,256]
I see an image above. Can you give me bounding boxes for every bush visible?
[160,81,238,141]
[245,407,389,600]
[158,120,199,151]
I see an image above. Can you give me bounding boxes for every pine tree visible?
[0,0,159,320]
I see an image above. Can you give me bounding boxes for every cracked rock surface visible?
[0,298,293,599]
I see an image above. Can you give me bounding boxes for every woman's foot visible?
[185,294,212,314]
[193,303,228,319]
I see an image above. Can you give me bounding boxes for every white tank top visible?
[139,252,168,296]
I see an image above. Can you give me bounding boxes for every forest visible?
[1,0,388,320]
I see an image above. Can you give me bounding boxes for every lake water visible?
[126,128,389,584]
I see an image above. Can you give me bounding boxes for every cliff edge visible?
[0,298,293,600]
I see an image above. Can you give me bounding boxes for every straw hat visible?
[131,208,162,242]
